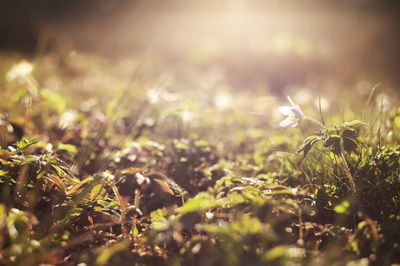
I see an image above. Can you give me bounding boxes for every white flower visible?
[147,87,162,104]
[6,60,34,81]
[135,173,150,185]
[279,96,303,129]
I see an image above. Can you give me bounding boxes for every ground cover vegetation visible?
[0,54,400,266]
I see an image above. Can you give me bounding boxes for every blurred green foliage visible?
[0,54,399,266]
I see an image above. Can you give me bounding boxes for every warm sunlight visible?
[0,0,399,265]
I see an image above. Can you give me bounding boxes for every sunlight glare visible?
[181,110,193,123]
[214,91,233,110]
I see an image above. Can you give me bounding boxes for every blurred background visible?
[1,0,400,94]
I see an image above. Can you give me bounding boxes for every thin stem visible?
[131,189,141,242]
[111,183,130,240]
[303,115,325,129]
[340,152,356,193]
[362,83,378,122]
[318,96,325,127]
[24,75,39,98]
[297,199,304,243]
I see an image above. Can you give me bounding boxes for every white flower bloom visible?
[135,172,150,185]
[6,60,34,81]
[279,96,303,129]
[147,87,162,104]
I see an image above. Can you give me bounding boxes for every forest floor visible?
[0,52,400,266]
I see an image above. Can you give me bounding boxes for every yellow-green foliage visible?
[0,55,399,266]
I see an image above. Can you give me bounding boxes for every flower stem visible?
[303,115,325,129]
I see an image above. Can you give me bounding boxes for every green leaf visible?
[51,164,67,177]
[67,176,94,195]
[177,192,218,214]
[344,120,366,127]
[334,200,350,214]
[194,140,209,147]
[343,137,359,153]
[43,174,67,195]
[0,169,9,176]
[95,241,128,265]
[56,143,78,156]
[12,138,39,153]
[178,192,243,214]
[264,246,305,262]
[150,208,169,223]
[324,135,342,154]
[90,183,103,201]
[41,89,67,114]
[297,135,322,158]
[264,246,287,261]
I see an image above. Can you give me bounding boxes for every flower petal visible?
[286,96,302,114]
[279,106,293,116]
[279,117,297,129]
[292,108,302,117]
[279,96,303,129]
